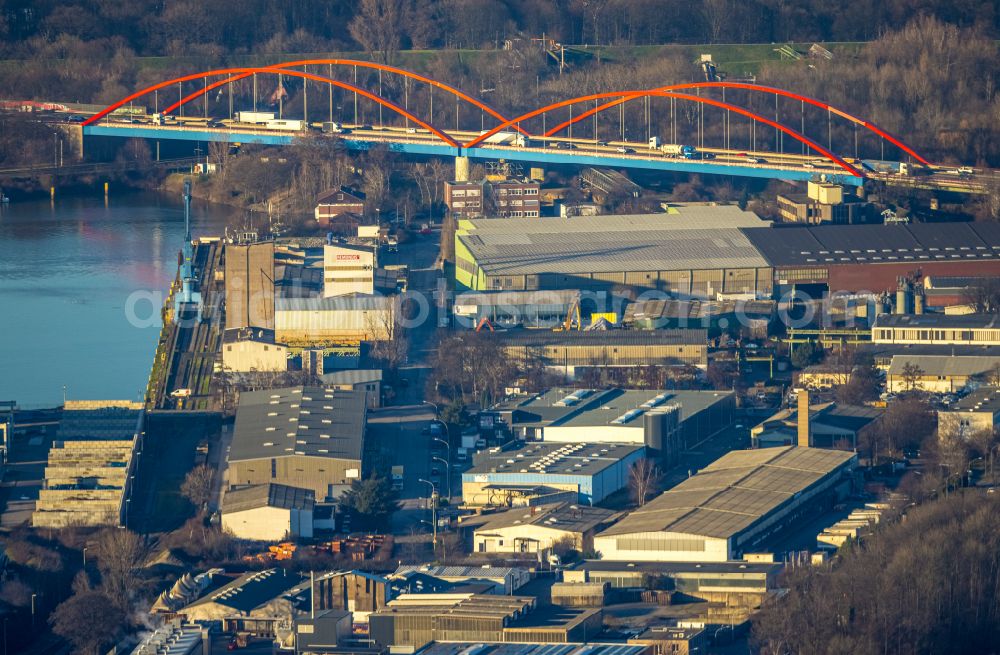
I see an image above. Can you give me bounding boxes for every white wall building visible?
[594,446,856,562]
[221,483,315,541]
[222,328,289,373]
[324,243,375,297]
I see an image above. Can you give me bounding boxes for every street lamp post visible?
[432,454,451,501]
[418,478,438,546]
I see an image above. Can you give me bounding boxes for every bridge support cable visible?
[465,89,862,177]
[540,81,930,166]
[800,100,805,155]
[84,67,461,147]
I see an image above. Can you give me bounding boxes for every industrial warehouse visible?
[226,386,367,501]
[484,387,735,464]
[454,208,773,294]
[593,445,857,562]
[462,441,646,506]
[493,329,709,375]
[454,207,1000,297]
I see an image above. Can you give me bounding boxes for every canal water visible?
[0,191,232,406]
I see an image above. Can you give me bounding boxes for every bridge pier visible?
[56,124,85,161]
[454,155,470,182]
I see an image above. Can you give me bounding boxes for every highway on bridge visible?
[80,116,990,193]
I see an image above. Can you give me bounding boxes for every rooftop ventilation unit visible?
[641,393,670,409]
[611,408,644,425]
[554,389,594,407]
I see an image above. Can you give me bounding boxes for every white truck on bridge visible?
[478,131,528,147]
[660,144,698,158]
[235,111,276,124]
[265,119,305,131]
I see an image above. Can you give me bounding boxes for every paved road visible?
[366,404,441,535]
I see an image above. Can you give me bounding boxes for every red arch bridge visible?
[74,59,983,192]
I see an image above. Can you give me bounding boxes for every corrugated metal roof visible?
[473,502,615,534]
[459,210,771,275]
[744,222,1000,268]
[319,369,383,385]
[492,387,730,432]
[466,441,644,477]
[495,329,707,348]
[598,446,855,539]
[229,386,366,462]
[275,294,392,312]
[223,483,315,513]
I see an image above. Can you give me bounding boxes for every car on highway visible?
[207,120,224,128]
[615,146,634,154]
[745,156,765,164]
[66,114,85,123]
[170,388,192,398]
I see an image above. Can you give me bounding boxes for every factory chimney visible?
[797,389,811,448]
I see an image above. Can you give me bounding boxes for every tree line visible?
[753,492,1000,654]
[2,0,999,56]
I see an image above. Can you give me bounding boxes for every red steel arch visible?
[465,90,862,177]
[82,67,459,147]
[543,82,930,166]
[158,59,527,136]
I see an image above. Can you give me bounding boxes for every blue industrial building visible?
[461,441,646,507]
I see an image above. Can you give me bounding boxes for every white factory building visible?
[324,242,375,297]
[593,445,857,562]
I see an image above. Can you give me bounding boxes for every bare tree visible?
[349,0,403,64]
[181,464,215,514]
[629,458,662,507]
[900,362,925,392]
[92,528,150,612]
[962,277,1000,314]
[50,591,125,655]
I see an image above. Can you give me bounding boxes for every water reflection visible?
[0,191,232,406]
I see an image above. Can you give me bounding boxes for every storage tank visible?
[894,278,912,315]
[644,405,680,463]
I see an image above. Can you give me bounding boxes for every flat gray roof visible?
[494,329,707,348]
[887,355,1000,377]
[493,387,732,431]
[466,441,644,477]
[459,210,771,276]
[275,294,391,312]
[571,559,780,575]
[948,386,1000,413]
[599,446,855,540]
[473,502,616,535]
[743,221,1000,267]
[230,386,366,462]
[223,483,315,514]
